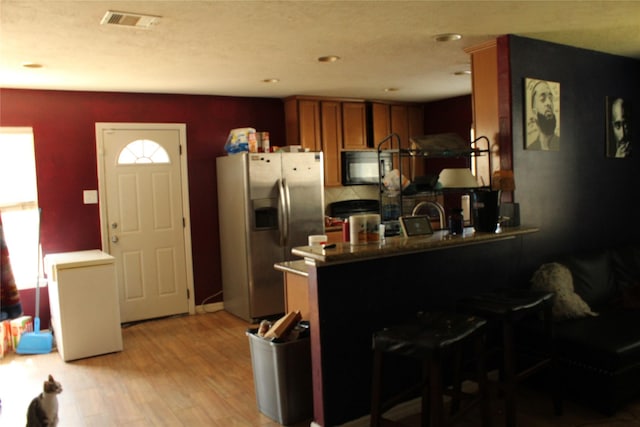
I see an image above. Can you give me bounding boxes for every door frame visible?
[95,122,195,316]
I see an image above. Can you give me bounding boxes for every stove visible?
[327,199,380,220]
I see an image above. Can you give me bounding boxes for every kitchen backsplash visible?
[324,186,378,214]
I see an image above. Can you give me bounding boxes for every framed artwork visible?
[606,96,631,158]
[525,78,561,151]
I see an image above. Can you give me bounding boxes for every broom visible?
[16,208,53,355]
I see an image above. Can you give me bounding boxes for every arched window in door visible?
[117,139,170,164]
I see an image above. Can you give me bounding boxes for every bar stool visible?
[370,311,491,427]
[457,289,556,427]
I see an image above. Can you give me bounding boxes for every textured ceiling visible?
[2,0,640,102]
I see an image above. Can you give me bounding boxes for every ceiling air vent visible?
[100,10,160,28]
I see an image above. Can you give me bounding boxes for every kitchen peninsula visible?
[286,226,538,426]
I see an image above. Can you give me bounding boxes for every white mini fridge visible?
[45,250,123,361]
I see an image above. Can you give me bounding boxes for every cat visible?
[26,374,62,427]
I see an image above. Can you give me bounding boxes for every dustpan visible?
[16,209,53,355]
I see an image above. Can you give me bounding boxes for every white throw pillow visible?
[530,262,598,320]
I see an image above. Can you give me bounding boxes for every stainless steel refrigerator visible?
[216,151,325,321]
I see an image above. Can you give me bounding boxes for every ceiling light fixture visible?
[434,33,462,42]
[22,63,43,69]
[317,55,340,63]
[262,78,280,83]
[384,88,399,92]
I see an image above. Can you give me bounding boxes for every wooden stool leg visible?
[421,358,430,427]
[429,354,444,427]
[543,303,563,417]
[449,346,463,415]
[370,348,383,427]
[503,319,516,427]
[475,333,491,427]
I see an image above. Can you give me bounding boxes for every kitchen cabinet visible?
[370,102,391,146]
[284,271,309,321]
[465,39,500,191]
[341,102,367,149]
[371,102,424,179]
[284,98,321,152]
[320,101,342,187]
[274,260,310,321]
[285,96,367,187]
[285,97,423,187]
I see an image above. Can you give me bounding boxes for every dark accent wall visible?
[506,35,640,279]
[0,88,285,325]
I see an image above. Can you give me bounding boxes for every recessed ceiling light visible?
[318,55,340,63]
[262,78,280,83]
[434,33,463,42]
[22,62,43,69]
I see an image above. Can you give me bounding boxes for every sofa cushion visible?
[554,308,640,373]
[561,251,616,310]
[530,262,597,320]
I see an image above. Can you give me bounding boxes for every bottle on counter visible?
[342,218,350,242]
[448,208,464,235]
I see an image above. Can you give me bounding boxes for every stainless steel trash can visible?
[247,330,312,425]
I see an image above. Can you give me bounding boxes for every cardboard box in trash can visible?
[0,320,11,358]
[10,315,33,350]
[247,330,313,425]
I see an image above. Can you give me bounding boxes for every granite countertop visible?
[273,259,310,276]
[292,226,539,265]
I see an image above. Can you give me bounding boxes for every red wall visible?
[1,88,285,323]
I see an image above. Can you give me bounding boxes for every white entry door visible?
[96,123,194,323]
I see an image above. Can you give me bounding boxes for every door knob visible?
[111,236,119,243]
[111,222,118,229]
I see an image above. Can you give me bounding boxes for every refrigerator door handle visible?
[282,178,292,245]
[277,178,289,246]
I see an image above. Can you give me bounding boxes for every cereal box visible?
[0,320,11,358]
[10,315,33,350]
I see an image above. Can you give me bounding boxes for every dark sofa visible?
[532,244,640,415]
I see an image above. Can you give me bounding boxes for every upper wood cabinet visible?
[284,98,321,152]
[371,102,424,178]
[285,96,367,186]
[341,102,367,150]
[371,103,391,148]
[371,103,423,147]
[320,101,342,187]
[285,96,424,186]
[465,40,499,189]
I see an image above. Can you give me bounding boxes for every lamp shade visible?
[438,168,479,188]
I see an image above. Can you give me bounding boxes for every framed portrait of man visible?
[525,78,561,151]
[606,96,631,158]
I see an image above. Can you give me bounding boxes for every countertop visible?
[273,259,310,276]
[292,226,539,265]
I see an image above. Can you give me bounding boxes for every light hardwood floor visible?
[2,310,640,426]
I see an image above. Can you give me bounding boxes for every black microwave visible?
[341,151,392,185]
